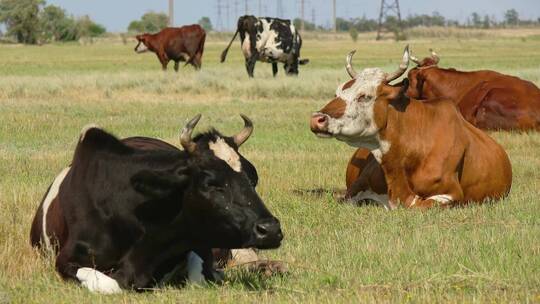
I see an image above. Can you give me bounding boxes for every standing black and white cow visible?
[220,15,309,77]
[29,114,283,293]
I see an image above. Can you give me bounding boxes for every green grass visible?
[1,35,540,303]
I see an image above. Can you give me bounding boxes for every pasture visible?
[1,32,540,303]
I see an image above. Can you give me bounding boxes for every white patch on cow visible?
[76,267,122,294]
[186,251,205,284]
[427,194,453,205]
[349,191,391,210]
[230,249,259,266]
[208,138,242,172]
[135,42,148,53]
[371,138,391,164]
[324,68,387,150]
[41,166,70,251]
[409,195,420,207]
[79,124,100,142]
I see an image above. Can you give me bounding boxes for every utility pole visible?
[258,0,261,16]
[244,0,248,15]
[225,0,230,30]
[300,0,305,32]
[311,7,315,27]
[376,0,404,40]
[332,0,336,32]
[234,0,239,18]
[168,0,174,27]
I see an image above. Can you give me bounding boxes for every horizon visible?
[44,0,540,32]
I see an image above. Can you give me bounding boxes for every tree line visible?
[0,0,105,44]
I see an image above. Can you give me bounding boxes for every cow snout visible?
[310,113,330,136]
[253,218,283,249]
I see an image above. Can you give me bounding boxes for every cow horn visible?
[429,48,440,64]
[409,48,421,64]
[180,114,201,153]
[345,50,358,79]
[233,114,254,147]
[385,45,410,82]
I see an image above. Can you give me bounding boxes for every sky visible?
[46,0,540,32]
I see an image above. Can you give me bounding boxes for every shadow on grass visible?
[292,188,381,207]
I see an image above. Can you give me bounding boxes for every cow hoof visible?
[76,267,122,294]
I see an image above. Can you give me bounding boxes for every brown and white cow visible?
[407,48,540,131]
[311,46,512,209]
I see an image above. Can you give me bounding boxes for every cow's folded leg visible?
[55,241,123,294]
[272,62,278,77]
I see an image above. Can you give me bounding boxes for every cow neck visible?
[422,68,479,101]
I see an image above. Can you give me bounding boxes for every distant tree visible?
[504,9,519,26]
[292,18,316,31]
[482,15,490,29]
[335,17,352,31]
[198,16,213,32]
[128,11,168,33]
[76,15,106,37]
[349,27,358,42]
[40,4,77,41]
[0,0,44,44]
[471,12,482,28]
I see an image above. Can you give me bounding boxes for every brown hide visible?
[345,148,387,198]
[375,85,512,208]
[406,65,540,131]
[135,25,206,70]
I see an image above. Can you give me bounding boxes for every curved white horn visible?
[233,114,254,147]
[385,45,410,82]
[180,114,201,153]
[345,50,358,79]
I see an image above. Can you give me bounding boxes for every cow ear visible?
[131,168,190,198]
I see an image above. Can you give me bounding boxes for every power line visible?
[377,0,404,40]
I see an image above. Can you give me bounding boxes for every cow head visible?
[134,34,152,53]
[131,115,282,250]
[310,46,409,148]
[406,48,440,99]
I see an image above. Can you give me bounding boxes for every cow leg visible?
[192,52,203,70]
[55,239,122,294]
[174,61,179,72]
[245,54,258,78]
[272,62,278,77]
[407,160,465,209]
[156,53,169,71]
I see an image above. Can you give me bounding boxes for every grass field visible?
[1,32,540,303]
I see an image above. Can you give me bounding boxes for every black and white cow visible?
[29,115,283,293]
[220,15,309,77]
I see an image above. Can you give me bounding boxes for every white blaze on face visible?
[76,267,122,294]
[135,41,148,53]
[41,166,71,251]
[208,138,242,172]
[326,68,387,149]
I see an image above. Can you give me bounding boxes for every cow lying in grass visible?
[30,115,283,293]
[311,46,512,208]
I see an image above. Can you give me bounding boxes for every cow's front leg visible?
[407,165,465,208]
[55,239,122,294]
[156,52,169,71]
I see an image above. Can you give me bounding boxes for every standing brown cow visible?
[135,25,206,71]
[311,47,512,209]
[407,49,540,131]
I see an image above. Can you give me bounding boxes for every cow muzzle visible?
[134,41,148,53]
[252,217,283,249]
[310,113,332,137]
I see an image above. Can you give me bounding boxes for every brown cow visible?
[407,49,540,131]
[311,46,512,209]
[135,25,206,71]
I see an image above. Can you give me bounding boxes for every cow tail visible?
[220,28,239,63]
